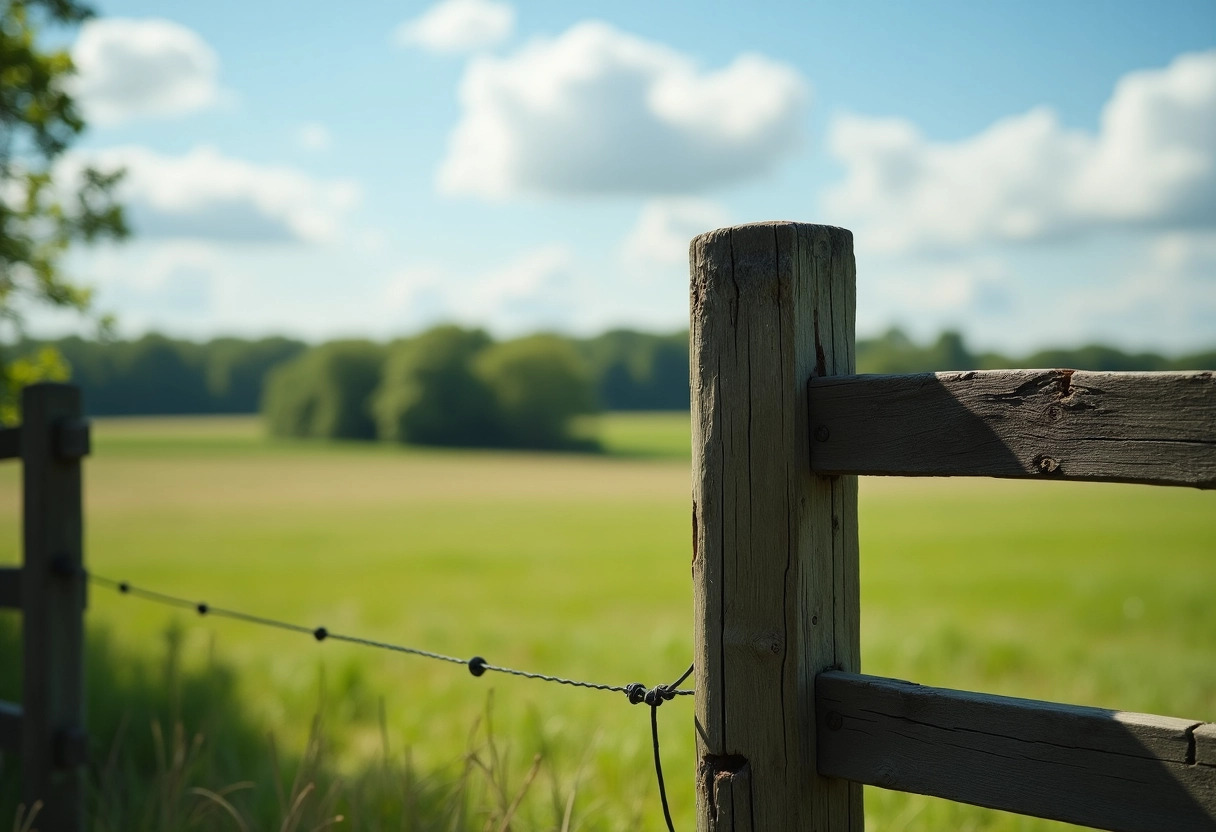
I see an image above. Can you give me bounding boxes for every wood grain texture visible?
[22,383,86,832]
[808,370,1216,488]
[0,426,19,460]
[817,672,1216,832]
[0,567,19,609]
[691,222,861,832]
[0,700,21,752]
[1197,723,1216,769]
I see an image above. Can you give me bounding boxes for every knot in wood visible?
[755,632,784,656]
[1034,455,1061,474]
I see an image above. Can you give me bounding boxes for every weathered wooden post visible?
[691,223,861,831]
[22,383,88,831]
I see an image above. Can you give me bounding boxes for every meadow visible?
[1,412,1213,830]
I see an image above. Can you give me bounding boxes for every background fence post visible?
[22,383,88,831]
[690,222,861,831]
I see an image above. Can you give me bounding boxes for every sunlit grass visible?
[1,412,1212,830]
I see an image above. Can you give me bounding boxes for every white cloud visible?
[1072,232,1216,351]
[438,21,808,198]
[395,0,514,54]
[825,50,1216,253]
[297,123,333,152]
[457,245,584,332]
[623,199,730,265]
[377,247,607,336]
[67,146,361,243]
[71,18,223,125]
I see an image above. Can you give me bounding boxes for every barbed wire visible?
[86,571,693,832]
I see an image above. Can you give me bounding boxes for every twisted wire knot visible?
[625,682,647,704]
[625,683,677,707]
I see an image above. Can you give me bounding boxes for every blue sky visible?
[44,0,1216,352]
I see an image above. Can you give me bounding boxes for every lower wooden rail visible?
[816,671,1216,832]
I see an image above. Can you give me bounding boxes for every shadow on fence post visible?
[21,383,88,832]
[690,223,862,831]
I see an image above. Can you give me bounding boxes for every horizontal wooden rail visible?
[0,426,19,460]
[808,369,1215,488]
[0,567,18,609]
[816,671,1216,832]
[0,700,21,752]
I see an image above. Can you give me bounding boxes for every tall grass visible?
[2,623,611,831]
[1,414,1212,830]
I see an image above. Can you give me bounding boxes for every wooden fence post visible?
[691,223,861,831]
[22,383,88,831]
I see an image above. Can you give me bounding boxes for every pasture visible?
[1,412,1213,830]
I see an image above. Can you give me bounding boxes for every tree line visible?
[8,326,1213,447]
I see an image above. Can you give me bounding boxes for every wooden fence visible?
[689,221,1216,831]
[1,383,89,832]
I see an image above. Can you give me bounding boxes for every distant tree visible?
[206,337,308,412]
[1023,344,1166,372]
[371,325,500,446]
[926,330,975,371]
[262,341,384,440]
[475,334,597,449]
[857,328,976,373]
[1,0,128,422]
[643,332,690,409]
[1171,349,1216,370]
[111,334,209,414]
[579,328,689,410]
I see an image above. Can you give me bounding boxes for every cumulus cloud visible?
[458,246,584,332]
[438,21,808,198]
[378,247,608,335]
[71,18,223,125]
[623,199,730,265]
[395,0,514,54]
[1078,232,1216,350]
[66,146,360,243]
[296,123,333,152]
[825,50,1216,253]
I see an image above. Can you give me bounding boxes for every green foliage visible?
[1,0,128,422]
[7,327,1213,431]
[371,325,499,446]
[578,329,689,410]
[204,336,308,412]
[475,334,597,449]
[855,327,1216,374]
[0,343,66,421]
[262,340,385,440]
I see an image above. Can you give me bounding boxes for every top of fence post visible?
[690,222,861,831]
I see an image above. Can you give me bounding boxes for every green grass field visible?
[1,413,1213,830]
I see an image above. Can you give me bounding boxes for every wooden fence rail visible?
[689,221,1216,831]
[1,383,89,832]
[816,672,1216,832]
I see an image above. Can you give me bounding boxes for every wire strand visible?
[88,570,693,829]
